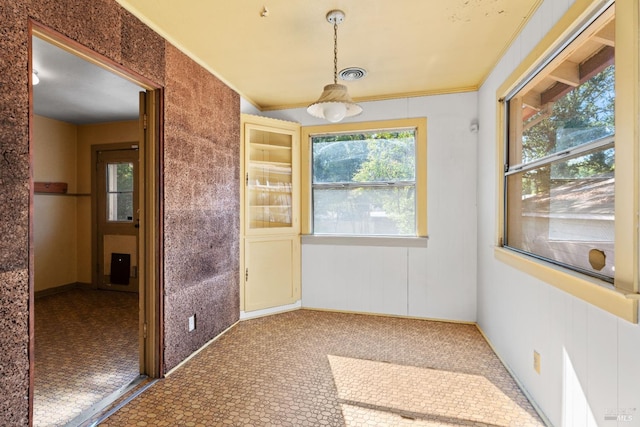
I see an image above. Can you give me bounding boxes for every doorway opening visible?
[29,22,162,427]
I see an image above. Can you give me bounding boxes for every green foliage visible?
[517,65,615,196]
[352,138,415,182]
[111,162,134,221]
[521,65,614,165]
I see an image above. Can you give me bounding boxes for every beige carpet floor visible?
[101,310,544,426]
[34,288,139,427]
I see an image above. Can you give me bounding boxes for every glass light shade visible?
[307,83,362,122]
[322,102,347,123]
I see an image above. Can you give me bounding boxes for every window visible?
[504,6,615,280]
[106,162,134,222]
[498,0,639,322]
[301,119,427,238]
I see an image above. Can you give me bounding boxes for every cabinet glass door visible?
[246,126,293,230]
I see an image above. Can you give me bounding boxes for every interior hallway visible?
[100,310,544,426]
[34,289,139,427]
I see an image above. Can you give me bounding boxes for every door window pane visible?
[107,162,134,222]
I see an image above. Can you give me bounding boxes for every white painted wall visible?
[248,92,479,322]
[240,97,261,116]
[477,0,640,426]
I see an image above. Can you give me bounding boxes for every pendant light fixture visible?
[307,10,362,123]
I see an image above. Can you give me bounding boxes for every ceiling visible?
[116,0,542,110]
[32,36,142,125]
[32,0,543,124]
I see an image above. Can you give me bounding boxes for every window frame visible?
[301,118,428,239]
[496,0,639,323]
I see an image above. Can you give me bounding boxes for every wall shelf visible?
[34,182,89,196]
[35,193,91,197]
[34,181,67,194]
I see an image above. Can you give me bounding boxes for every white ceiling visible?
[32,36,142,125]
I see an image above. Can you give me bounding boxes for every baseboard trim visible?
[34,282,94,299]
[301,306,477,325]
[164,320,240,378]
[240,300,302,320]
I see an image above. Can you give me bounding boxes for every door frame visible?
[28,20,165,420]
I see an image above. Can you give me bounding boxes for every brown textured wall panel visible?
[120,10,166,86]
[29,0,123,62]
[0,2,32,426]
[0,271,30,426]
[163,44,240,370]
[1,0,240,423]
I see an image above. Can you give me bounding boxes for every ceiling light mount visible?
[326,9,344,25]
[307,9,362,123]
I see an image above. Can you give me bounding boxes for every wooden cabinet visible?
[240,115,300,312]
[243,235,300,311]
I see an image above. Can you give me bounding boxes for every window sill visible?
[494,247,637,323]
[302,235,429,248]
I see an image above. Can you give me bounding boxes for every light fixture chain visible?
[333,21,338,85]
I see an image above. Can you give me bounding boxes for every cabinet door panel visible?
[245,237,296,311]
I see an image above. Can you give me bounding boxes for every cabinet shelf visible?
[248,184,291,192]
[250,205,292,209]
[248,221,291,228]
[250,142,292,151]
[249,160,291,170]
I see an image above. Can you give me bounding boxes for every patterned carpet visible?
[101,310,544,426]
[34,288,139,427]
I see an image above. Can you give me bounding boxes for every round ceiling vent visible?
[339,67,367,81]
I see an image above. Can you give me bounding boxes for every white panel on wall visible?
[564,299,589,427]
[302,244,408,316]
[618,317,640,426]
[540,285,569,423]
[585,307,618,427]
[240,97,261,115]
[407,247,429,317]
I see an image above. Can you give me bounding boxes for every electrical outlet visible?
[533,350,541,374]
[188,314,196,332]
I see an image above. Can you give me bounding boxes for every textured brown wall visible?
[0,1,240,425]
[163,44,240,370]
